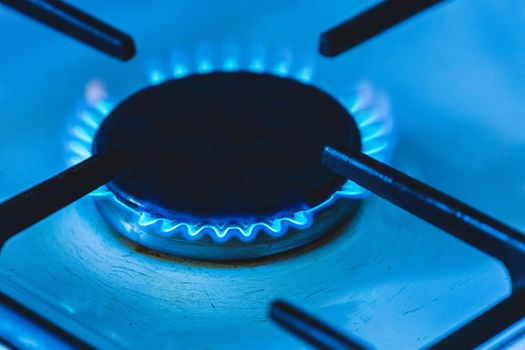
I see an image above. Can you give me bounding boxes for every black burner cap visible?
[94,72,361,219]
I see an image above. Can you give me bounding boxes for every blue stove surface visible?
[0,1,524,349]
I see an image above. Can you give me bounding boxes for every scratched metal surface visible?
[0,0,524,349]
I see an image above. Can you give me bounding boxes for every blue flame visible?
[66,43,394,242]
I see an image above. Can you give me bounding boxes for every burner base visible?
[95,196,361,261]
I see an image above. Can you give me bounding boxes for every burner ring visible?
[95,190,359,260]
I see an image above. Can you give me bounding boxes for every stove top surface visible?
[1,0,524,349]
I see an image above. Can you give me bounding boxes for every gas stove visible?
[0,1,525,349]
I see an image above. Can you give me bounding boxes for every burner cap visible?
[94,72,361,220]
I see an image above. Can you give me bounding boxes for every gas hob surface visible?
[1,1,525,349]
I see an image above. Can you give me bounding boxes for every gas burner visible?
[95,72,361,260]
[66,46,393,260]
